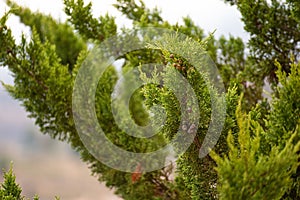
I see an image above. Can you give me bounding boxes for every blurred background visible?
[0,0,247,199]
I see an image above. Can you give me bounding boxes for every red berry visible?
[131,162,142,183]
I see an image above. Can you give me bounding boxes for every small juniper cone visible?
[131,162,142,183]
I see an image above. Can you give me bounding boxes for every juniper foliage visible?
[0,0,299,199]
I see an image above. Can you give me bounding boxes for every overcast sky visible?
[0,0,248,38]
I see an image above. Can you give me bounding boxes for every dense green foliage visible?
[224,0,300,88]
[0,0,299,199]
[0,166,23,200]
[211,63,300,199]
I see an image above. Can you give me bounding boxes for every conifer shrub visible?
[0,0,299,199]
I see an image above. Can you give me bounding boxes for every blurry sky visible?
[0,0,248,199]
